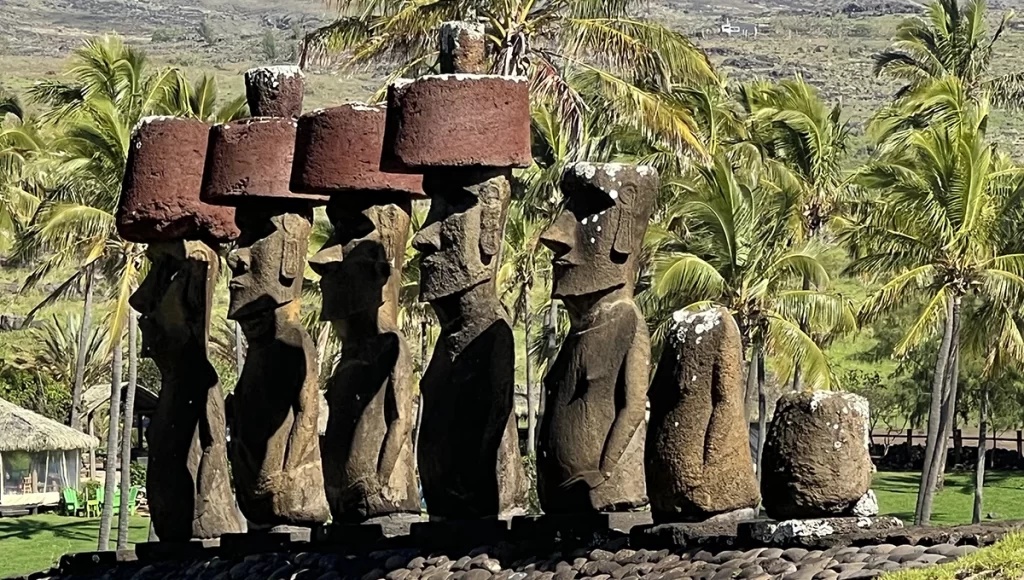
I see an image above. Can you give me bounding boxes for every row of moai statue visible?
[116,22,877,542]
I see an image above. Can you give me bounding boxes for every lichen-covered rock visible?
[645,306,759,522]
[761,391,873,519]
[245,65,304,118]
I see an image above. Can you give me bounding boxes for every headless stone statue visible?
[646,307,760,523]
[537,163,658,514]
[413,170,527,519]
[310,197,420,523]
[226,205,330,528]
[132,241,245,540]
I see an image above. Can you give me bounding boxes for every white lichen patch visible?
[132,115,177,136]
[670,307,724,348]
[572,162,599,180]
[348,103,385,112]
[610,190,619,200]
[636,165,657,177]
[425,73,528,83]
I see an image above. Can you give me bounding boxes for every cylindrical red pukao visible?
[200,117,328,206]
[117,116,239,243]
[383,75,531,171]
[244,65,305,119]
[291,104,425,198]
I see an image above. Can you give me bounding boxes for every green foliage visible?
[0,366,71,423]
[261,31,279,62]
[520,453,541,515]
[885,532,1024,580]
[129,462,146,488]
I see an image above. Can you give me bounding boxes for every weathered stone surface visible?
[311,197,420,523]
[383,75,531,170]
[227,207,330,528]
[536,163,657,514]
[413,168,527,519]
[646,306,759,523]
[245,66,305,118]
[743,517,904,546]
[117,117,238,243]
[440,21,488,74]
[852,491,879,517]
[130,241,244,541]
[201,118,328,206]
[291,104,424,197]
[762,391,873,519]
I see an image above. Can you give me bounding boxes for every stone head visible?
[309,196,411,322]
[226,207,313,321]
[412,170,511,302]
[130,240,218,359]
[542,163,659,299]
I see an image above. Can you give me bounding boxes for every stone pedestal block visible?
[117,117,238,243]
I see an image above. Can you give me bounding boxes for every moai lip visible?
[762,391,874,520]
[646,306,761,523]
[245,65,305,119]
[200,118,328,206]
[439,21,489,74]
[291,104,425,197]
[383,74,532,171]
[117,116,238,243]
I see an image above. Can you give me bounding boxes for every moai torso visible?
[537,162,659,514]
[295,105,426,523]
[539,298,650,512]
[645,307,760,522]
[118,117,244,541]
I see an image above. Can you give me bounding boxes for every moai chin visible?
[292,103,424,524]
[383,36,530,518]
[536,162,658,514]
[646,306,760,523]
[117,116,244,540]
[201,68,331,530]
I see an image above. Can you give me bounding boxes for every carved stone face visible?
[227,208,312,321]
[130,241,216,358]
[309,197,411,322]
[412,170,510,302]
[541,163,658,299]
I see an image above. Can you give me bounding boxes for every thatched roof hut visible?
[0,397,97,509]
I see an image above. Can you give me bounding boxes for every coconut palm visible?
[874,0,1024,109]
[848,88,1024,525]
[161,74,248,123]
[652,153,856,474]
[302,0,718,157]
[0,91,46,256]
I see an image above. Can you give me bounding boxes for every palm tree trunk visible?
[973,383,989,524]
[116,312,138,549]
[915,297,955,524]
[98,327,123,551]
[917,295,962,526]
[234,320,245,375]
[70,264,95,430]
[413,319,428,461]
[792,276,810,392]
[756,340,767,483]
[525,290,536,455]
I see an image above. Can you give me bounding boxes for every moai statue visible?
[201,66,330,530]
[536,163,657,514]
[292,103,424,524]
[117,116,244,540]
[383,44,530,518]
[645,306,760,523]
[762,391,875,520]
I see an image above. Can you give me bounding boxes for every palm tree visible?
[874,0,1024,109]
[161,74,248,123]
[848,88,1024,525]
[302,0,718,158]
[0,90,46,256]
[652,153,856,474]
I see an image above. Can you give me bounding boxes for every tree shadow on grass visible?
[0,517,132,543]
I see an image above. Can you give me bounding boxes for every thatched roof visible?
[0,397,100,452]
[82,383,160,417]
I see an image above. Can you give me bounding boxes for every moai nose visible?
[412,222,442,254]
[308,242,343,276]
[540,213,575,257]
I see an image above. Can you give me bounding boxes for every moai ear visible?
[280,214,306,280]
[613,185,636,255]
[479,190,503,259]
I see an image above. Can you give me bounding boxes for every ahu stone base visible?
[741,517,905,546]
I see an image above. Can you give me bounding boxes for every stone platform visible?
[13,520,1023,580]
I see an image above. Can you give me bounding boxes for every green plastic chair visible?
[127,486,139,516]
[61,488,83,516]
[87,487,101,517]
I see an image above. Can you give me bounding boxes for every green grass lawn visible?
[874,471,1024,526]
[0,514,149,579]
